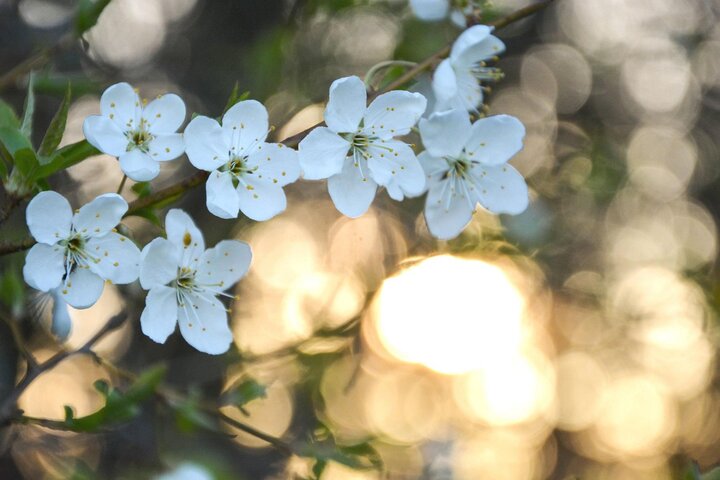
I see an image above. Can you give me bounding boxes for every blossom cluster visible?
[23,12,530,353]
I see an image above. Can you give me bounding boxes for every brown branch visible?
[125,171,209,217]
[0,237,35,256]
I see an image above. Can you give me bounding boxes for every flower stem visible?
[116,174,128,195]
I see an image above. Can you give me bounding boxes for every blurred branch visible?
[0,237,35,256]
[125,171,209,217]
[0,35,75,92]
[0,192,28,226]
[0,313,127,425]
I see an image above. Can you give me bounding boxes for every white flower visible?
[298,76,427,218]
[184,100,300,221]
[432,25,505,113]
[83,82,186,182]
[139,209,251,355]
[23,191,141,308]
[155,463,213,480]
[410,0,469,27]
[418,109,528,239]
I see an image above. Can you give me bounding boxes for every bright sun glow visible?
[375,255,526,375]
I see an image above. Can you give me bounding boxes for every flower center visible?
[175,267,196,291]
[126,128,154,152]
[444,156,473,180]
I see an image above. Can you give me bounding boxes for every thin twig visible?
[0,313,127,424]
[0,237,35,256]
[116,175,128,195]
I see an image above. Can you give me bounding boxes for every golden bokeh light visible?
[372,255,526,375]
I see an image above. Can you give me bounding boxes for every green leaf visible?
[0,126,38,176]
[31,139,99,180]
[219,377,267,413]
[311,459,327,479]
[20,72,35,139]
[128,207,161,227]
[75,0,112,36]
[38,84,72,158]
[62,365,165,432]
[222,82,250,116]
[703,467,720,480]
[0,100,19,129]
[170,393,222,434]
[131,181,152,198]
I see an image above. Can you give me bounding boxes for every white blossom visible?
[155,463,213,480]
[432,25,505,113]
[83,82,186,182]
[298,75,427,218]
[139,209,251,355]
[184,100,300,221]
[410,0,469,27]
[23,191,140,308]
[418,109,528,239]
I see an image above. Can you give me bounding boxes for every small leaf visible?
[0,126,38,177]
[128,207,161,227]
[0,100,19,129]
[20,73,35,139]
[311,459,327,479]
[38,84,72,158]
[222,82,251,115]
[75,0,112,35]
[93,379,110,397]
[64,405,75,422]
[219,377,267,413]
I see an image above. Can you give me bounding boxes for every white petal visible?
[73,193,128,238]
[147,133,185,162]
[471,163,529,215]
[247,142,300,187]
[26,191,72,244]
[140,286,178,344]
[82,115,127,157]
[237,179,287,221]
[450,25,505,66]
[50,289,72,340]
[424,178,474,240]
[165,209,205,254]
[328,157,378,218]
[86,232,141,284]
[418,150,448,191]
[60,269,104,309]
[222,100,268,155]
[366,140,425,199]
[119,149,160,182]
[140,237,180,290]
[177,293,232,355]
[453,67,483,111]
[432,59,459,105]
[362,91,427,138]
[298,127,350,180]
[206,171,240,220]
[325,76,367,133]
[142,93,186,134]
[197,240,252,289]
[465,115,525,165]
[419,109,472,158]
[450,8,468,28]
[410,0,449,20]
[23,243,64,291]
[100,82,141,132]
[184,116,228,171]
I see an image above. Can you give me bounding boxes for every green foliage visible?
[38,84,72,158]
[0,262,25,316]
[30,140,99,181]
[62,365,166,432]
[0,126,38,179]
[219,376,267,414]
[169,391,223,434]
[703,467,720,480]
[20,73,35,139]
[222,82,251,116]
[75,0,112,36]
[131,181,152,198]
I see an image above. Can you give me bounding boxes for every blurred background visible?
[1,0,720,478]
